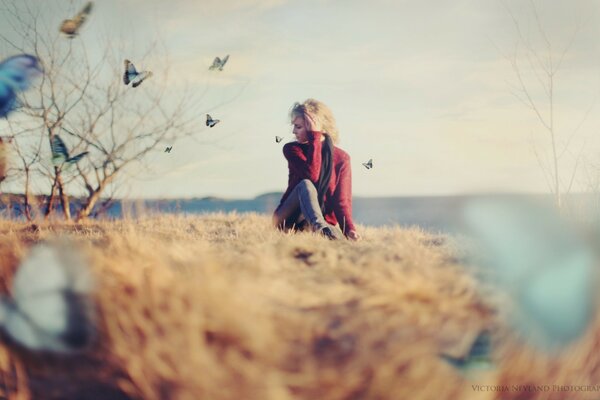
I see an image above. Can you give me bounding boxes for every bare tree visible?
[0,0,201,221]
[499,0,595,208]
[2,124,44,221]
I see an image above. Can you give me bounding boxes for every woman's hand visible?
[304,112,321,133]
[347,230,361,241]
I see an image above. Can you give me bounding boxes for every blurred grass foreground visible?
[0,213,599,400]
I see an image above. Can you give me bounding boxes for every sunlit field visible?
[0,213,598,400]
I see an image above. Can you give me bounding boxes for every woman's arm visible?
[332,154,358,238]
[282,131,323,182]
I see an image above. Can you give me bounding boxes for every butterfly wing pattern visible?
[0,54,42,118]
[0,243,96,352]
[60,2,93,38]
[206,114,220,128]
[123,60,152,88]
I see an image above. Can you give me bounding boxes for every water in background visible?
[109,193,600,233]
[2,192,599,233]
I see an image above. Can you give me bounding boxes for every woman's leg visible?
[273,179,344,239]
[272,183,303,230]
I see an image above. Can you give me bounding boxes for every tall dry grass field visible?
[0,213,599,400]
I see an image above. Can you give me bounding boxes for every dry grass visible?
[0,213,599,400]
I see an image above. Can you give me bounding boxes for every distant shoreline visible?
[2,192,598,232]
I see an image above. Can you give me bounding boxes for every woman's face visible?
[292,115,309,143]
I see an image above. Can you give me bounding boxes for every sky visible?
[1,0,600,199]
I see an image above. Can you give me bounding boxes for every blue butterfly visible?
[206,114,220,128]
[461,198,597,350]
[0,243,96,352]
[440,331,494,376]
[123,59,153,88]
[209,55,229,71]
[0,54,42,118]
[51,135,89,166]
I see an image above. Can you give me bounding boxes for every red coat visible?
[276,131,356,234]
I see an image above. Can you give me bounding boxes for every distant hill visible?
[253,192,284,201]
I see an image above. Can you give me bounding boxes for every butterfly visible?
[209,55,229,71]
[165,146,172,153]
[123,60,153,88]
[275,136,283,143]
[461,198,597,350]
[0,243,96,352]
[362,159,373,169]
[59,2,94,38]
[0,54,42,118]
[440,332,494,377]
[51,135,89,166]
[206,114,220,128]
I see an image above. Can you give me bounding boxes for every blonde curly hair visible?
[290,99,340,144]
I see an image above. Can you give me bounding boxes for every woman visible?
[273,99,360,241]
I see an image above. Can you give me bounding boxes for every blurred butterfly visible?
[123,59,153,88]
[275,136,283,143]
[461,198,597,350]
[51,135,89,166]
[59,2,93,38]
[441,331,494,377]
[362,159,373,169]
[0,54,42,118]
[209,55,229,71]
[0,243,96,352]
[165,146,172,153]
[206,114,220,128]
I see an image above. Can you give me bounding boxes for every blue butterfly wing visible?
[51,135,69,164]
[0,82,16,118]
[10,243,95,352]
[131,71,152,88]
[0,55,41,74]
[67,151,88,164]
[123,60,138,85]
[0,54,41,91]
[462,198,596,349]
